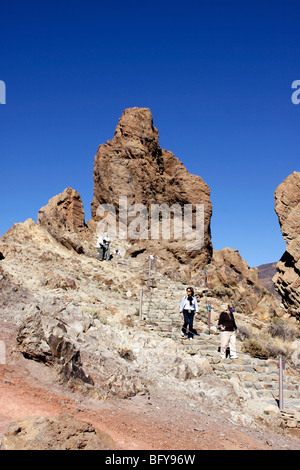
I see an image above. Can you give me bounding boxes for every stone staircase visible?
[138,272,300,425]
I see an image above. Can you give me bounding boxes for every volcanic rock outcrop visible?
[273,171,300,318]
[38,188,88,254]
[195,248,279,321]
[91,107,213,267]
[38,188,86,233]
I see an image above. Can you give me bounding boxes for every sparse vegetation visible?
[117,347,136,361]
[211,284,234,298]
[236,324,250,342]
[268,318,300,342]
[241,338,270,359]
[238,316,300,361]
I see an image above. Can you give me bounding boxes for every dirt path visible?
[1,354,300,451]
[1,322,300,451]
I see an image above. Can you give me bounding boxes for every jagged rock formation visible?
[15,299,147,399]
[38,187,86,233]
[37,188,89,254]
[273,172,300,318]
[202,248,279,321]
[91,107,213,267]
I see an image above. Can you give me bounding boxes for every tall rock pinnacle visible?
[91,107,213,267]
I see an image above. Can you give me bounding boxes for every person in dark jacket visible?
[218,305,238,359]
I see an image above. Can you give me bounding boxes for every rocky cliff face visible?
[199,248,279,321]
[91,107,213,267]
[273,171,300,318]
[37,187,89,254]
[38,188,86,233]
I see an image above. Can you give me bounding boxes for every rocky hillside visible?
[1,217,300,450]
[1,211,300,448]
[0,109,299,450]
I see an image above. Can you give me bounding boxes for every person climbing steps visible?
[180,287,199,340]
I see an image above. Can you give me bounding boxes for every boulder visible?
[38,187,86,233]
[16,303,94,386]
[0,414,117,450]
[15,300,147,399]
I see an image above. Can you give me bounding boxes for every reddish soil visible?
[1,323,300,451]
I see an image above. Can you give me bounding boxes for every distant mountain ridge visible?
[257,262,281,299]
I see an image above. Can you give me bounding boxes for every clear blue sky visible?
[1,0,299,267]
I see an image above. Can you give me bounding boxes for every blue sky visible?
[1,0,299,267]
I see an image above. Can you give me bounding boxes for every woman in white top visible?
[180,287,198,340]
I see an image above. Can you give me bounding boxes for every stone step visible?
[159,334,300,383]
[141,296,300,406]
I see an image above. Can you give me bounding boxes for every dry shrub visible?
[118,347,136,361]
[211,284,234,298]
[268,319,300,342]
[241,339,270,359]
[236,324,250,342]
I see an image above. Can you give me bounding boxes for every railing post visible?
[279,356,284,411]
[139,289,143,320]
[149,257,152,280]
[207,304,211,334]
